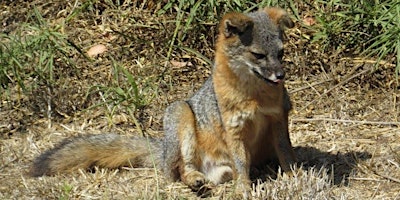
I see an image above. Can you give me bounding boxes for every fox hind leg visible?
[163,101,206,190]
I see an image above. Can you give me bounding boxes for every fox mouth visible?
[252,69,282,85]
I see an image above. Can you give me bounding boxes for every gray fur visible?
[186,77,222,129]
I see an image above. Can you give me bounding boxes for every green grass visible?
[59,182,73,200]
[0,8,78,94]
[309,0,400,80]
[87,59,154,130]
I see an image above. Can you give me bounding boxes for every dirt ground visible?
[1,1,399,199]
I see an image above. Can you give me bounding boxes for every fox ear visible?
[220,13,254,38]
[264,7,294,29]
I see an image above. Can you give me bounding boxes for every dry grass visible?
[1,1,399,199]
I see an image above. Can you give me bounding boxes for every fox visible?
[30,7,296,197]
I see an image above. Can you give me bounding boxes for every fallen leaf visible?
[170,60,194,68]
[303,16,316,26]
[87,44,107,57]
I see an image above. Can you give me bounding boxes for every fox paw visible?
[234,179,252,199]
[183,171,206,191]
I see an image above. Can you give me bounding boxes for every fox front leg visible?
[273,119,296,173]
[225,131,252,199]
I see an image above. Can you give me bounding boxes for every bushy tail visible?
[29,134,162,177]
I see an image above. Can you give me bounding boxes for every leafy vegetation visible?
[310,0,399,78]
[0,8,78,93]
[87,59,154,129]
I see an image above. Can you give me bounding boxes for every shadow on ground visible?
[295,146,372,185]
[251,146,372,186]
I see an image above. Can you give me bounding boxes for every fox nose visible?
[275,70,285,80]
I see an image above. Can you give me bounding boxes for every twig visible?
[344,57,396,67]
[298,66,371,112]
[291,118,400,126]
[360,159,400,184]
[372,169,400,184]
[289,78,334,94]
[347,177,385,182]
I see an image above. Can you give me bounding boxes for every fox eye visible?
[251,52,265,60]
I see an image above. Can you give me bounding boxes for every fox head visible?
[215,7,294,85]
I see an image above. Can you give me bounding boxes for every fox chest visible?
[225,109,268,133]
[226,110,253,128]
[224,107,280,147]
[225,103,281,129]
